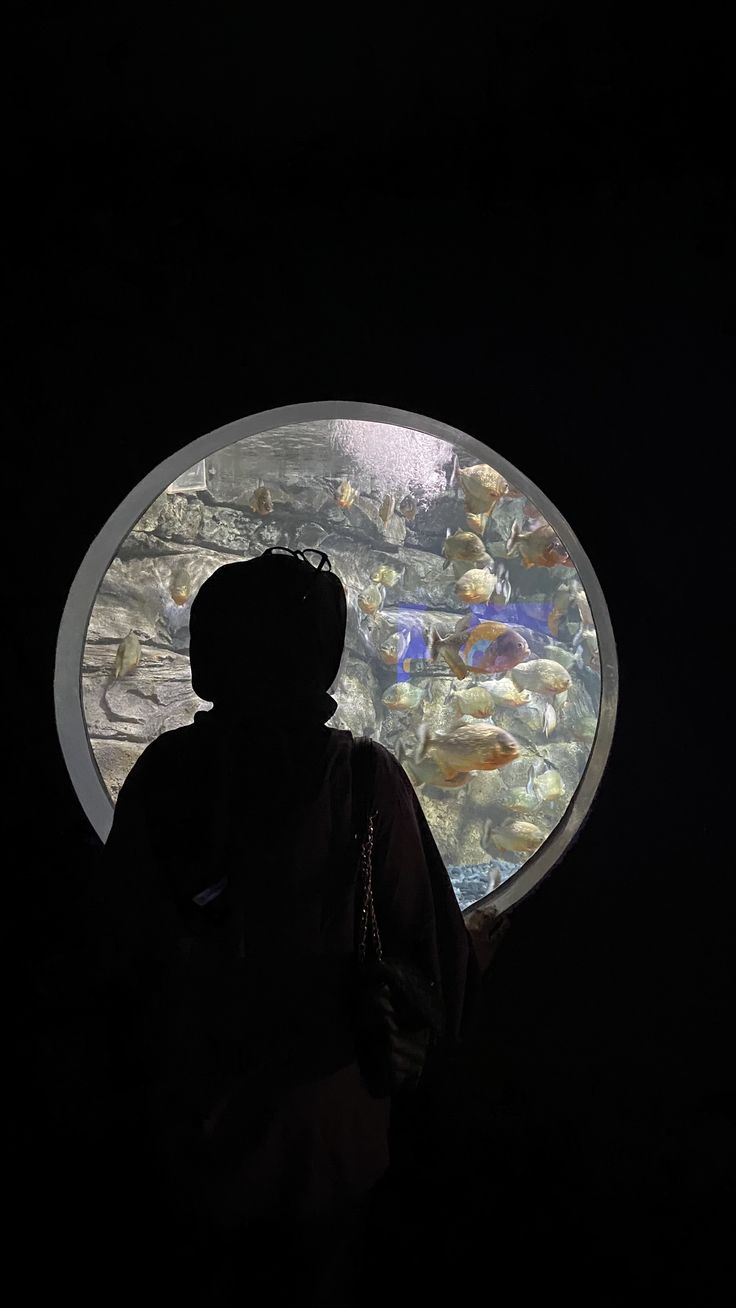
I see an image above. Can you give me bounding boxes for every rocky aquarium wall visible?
[82,418,602,910]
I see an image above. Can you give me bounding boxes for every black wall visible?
[11,9,733,1302]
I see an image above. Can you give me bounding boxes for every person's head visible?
[188,547,347,712]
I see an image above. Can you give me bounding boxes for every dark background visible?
[10,7,733,1303]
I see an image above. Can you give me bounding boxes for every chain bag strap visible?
[352,738,442,1100]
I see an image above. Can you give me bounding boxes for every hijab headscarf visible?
[189,548,347,727]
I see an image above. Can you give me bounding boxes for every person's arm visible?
[463,902,512,974]
[369,745,478,1039]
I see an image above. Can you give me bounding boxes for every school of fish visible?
[98,446,600,902]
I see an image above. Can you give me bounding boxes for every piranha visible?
[378,629,411,667]
[431,617,529,677]
[482,817,545,856]
[398,495,417,522]
[428,622,476,679]
[358,583,385,616]
[169,560,192,606]
[478,676,531,709]
[454,567,496,605]
[371,564,402,588]
[249,486,273,515]
[548,582,575,636]
[450,685,495,719]
[416,721,520,779]
[379,493,396,525]
[464,627,531,677]
[506,521,573,569]
[458,463,509,515]
[402,755,473,791]
[466,511,489,536]
[442,529,489,570]
[113,631,141,679]
[335,479,357,509]
[510,659,572,696]
[382,682,424,712]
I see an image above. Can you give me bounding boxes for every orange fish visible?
[465,628,531,676]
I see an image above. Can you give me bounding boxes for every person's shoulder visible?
[121,721,200,786]
[365,739,414,794]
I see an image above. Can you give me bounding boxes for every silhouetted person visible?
[88,547,492,1304]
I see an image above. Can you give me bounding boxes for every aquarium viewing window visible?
[55,402,617,914]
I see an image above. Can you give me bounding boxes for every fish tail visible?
[441,647,469,679]
[415,723,431,763]
[462,620,507,655]
[428,627,441,662]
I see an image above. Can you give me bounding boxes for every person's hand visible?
[464,903,511,973]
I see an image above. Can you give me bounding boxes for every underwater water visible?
[82,419,601,909]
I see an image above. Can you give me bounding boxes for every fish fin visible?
[415,723,431,763]
[428,627,441,662]
[526,765,537,796]
[482,819,494,847]
[443,649,470,679]
[506,519,520,555]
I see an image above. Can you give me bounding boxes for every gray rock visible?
[486,497,524,547]
[90,739,147,803]
[139,492,206,542]
[330,659,380,738]
[534,741,588,794]
[82,642,208,745]
[117,531,193,561]
[412,495,465,542]
[85,552,234,645]
[414,789,488,869]
[465,769,510,816]
[446,864,493,910]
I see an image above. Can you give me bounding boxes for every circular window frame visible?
[55,400,618,915]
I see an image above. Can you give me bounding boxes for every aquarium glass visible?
[79,416,604,911]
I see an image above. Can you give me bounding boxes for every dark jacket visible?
[89,710,478,1228]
